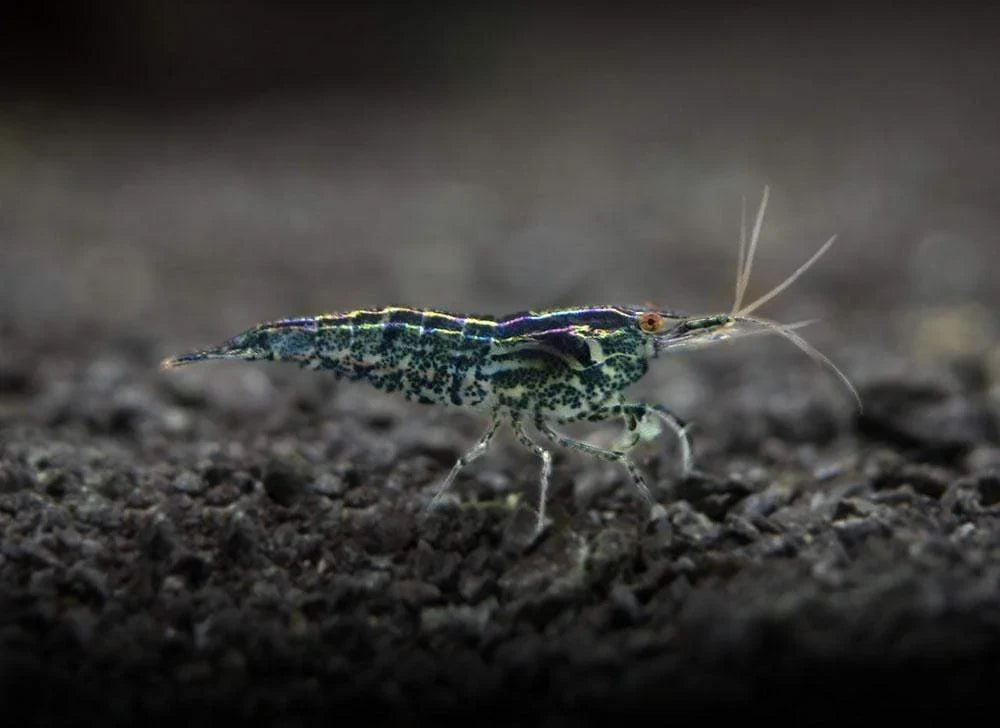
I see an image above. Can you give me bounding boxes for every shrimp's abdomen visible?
[163,308,497,409]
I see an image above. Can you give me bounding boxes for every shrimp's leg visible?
[511,417,552,536]
[536,401,692,508]
[612,411,642,452]
[618,402,693,476]
[429,413,502,507]
[534,415,653,504]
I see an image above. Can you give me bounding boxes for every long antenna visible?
[734,194,748,312]
[735,315,862,411]
[737,234,839,317]
[732,185,769,314]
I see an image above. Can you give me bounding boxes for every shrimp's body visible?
[163,189,858,534]
[167,306,662,419]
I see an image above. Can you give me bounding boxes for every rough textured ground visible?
[3,321,999,724]
[2,8,1000,725]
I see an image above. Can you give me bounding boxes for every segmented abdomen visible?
[264,308,497,408]
[172,305,651,419]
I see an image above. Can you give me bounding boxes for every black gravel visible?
[2,327,1000,725]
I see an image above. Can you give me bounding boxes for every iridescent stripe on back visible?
[245,306,651,411]
[285,307,499,407]
[494,306,634,339]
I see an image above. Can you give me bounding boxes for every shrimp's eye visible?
[638,311,665,334]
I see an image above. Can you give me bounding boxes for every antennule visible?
[732,185,770,314]
[737,234,839,317]
[734,194,748,312]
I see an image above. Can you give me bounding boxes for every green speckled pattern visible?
[166,306,683,422]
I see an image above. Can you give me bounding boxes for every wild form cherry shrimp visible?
[163,187,859,535]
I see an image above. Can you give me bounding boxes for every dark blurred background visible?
[1,3,997,390]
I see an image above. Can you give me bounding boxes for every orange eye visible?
[638,311,664,333]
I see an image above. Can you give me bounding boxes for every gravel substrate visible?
[2,326,999,725]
